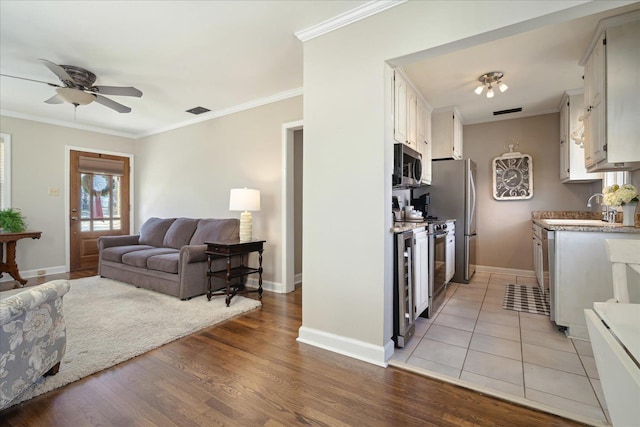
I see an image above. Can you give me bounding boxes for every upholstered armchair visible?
[0,280,70,410]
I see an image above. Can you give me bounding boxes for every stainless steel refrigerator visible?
[429,159,477,283]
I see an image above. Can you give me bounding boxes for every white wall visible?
[0,115,136,276]
[300,1,628,365]
[135,96,302,287]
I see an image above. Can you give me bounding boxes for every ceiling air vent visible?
[493,107,522,116]
[186,106,210,115]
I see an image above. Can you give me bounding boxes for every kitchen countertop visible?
[391,218,456,233]
[531,211,640,234]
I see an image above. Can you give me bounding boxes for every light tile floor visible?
[391,272,610,425]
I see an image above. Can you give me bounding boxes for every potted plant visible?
[0,208,27,232]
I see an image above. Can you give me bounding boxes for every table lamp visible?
[229,188,261,242]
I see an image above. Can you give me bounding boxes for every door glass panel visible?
[78,173,122,231]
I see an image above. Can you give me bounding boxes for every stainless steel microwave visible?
[393,143,422,187]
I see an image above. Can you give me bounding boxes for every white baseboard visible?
[476,265,535,278]
[245,277,285,293]
[0,265,67,283]
[297,326,392,367]
[294,273,302,285]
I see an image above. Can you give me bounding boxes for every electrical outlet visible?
[37,269,46,276]
[48,187,59,196]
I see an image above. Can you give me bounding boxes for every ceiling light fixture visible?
[56,87,95,106]
[474,71,508,98]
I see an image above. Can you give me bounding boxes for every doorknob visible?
[71,216,78,221]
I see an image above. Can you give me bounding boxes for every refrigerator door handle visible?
[469,170,476,233]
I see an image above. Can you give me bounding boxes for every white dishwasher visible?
[445,220,455,283]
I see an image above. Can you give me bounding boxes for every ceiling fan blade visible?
[39,58,75,85]
[90,86,142,97]
[93,94,132,113]
[0,73,61,87]
[44,94,64,104]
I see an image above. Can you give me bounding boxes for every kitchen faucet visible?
[587,193,616,222]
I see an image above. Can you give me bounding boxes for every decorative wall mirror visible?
[0,133,11,209]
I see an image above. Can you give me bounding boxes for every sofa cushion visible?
[163,218,199,249]
[190,218,240,245]
[147,253,180,274]
[101,245,156,263]
[122,248,179,268]
[139,218,176,247]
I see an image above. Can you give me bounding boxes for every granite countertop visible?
[532,211,640,234]
[390,218,456,233]
[391,221,427,233]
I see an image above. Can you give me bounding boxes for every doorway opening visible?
[281,120,303,293]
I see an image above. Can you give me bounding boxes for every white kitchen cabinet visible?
[394,69,433,182]
[559,91,603,182]
[413,228,429,319]
[393,72,409,147]
[431,108,463,160]
[445,223,455,283]
[532,223,543,287]
[580,13,640,172]
[552,229,638,339]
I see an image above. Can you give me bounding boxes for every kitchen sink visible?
[542,219,620,226]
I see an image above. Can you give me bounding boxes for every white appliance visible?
[429,159,477,283]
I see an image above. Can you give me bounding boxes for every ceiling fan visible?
[0,59,142,113]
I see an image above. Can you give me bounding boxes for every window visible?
[0,133,11,209]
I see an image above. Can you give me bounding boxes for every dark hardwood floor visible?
[1,270,584,426]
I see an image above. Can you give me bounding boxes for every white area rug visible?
[2,276,261,407]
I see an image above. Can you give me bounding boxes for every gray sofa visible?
[98,217,239,300]
[0,280,70,410]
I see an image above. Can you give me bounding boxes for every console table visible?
[0,230,42,286]
[205,238,265,306]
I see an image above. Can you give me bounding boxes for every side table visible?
[205,238,265,306]
[0,230,42,286]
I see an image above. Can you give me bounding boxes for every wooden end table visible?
[205,238,265,306]
[0,230,42,286]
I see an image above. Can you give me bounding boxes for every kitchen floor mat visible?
[502,284,550,316]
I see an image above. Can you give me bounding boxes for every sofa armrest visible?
[98,235,140,251]
[0,280,71,326]
[180,244,207,264]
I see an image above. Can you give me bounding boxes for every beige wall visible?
[294,129,303,276]
[464,113,594,271]
[135,96,302,286]
[0,115,136,274]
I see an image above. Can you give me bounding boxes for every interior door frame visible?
[65,145,134,272]
[281,120,303,294]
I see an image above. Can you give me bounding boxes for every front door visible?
[69,150,130,271]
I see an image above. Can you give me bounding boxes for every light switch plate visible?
[48,187,60,196]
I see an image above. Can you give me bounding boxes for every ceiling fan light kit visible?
[56,87,94,105]
[1,59,143,113]
[474,71,508,98]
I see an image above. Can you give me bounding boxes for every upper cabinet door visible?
[394,72,408,145]
[406,89,418,149]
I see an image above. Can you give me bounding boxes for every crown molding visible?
[2,87,303,140]
[295,0,407,42]
[0,109,137,139]
[135,87,303,139]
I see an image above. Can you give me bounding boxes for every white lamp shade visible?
[486,87,495,98]
[499,82,509,93]
[474,85,484,95]
[229,188,261,211]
